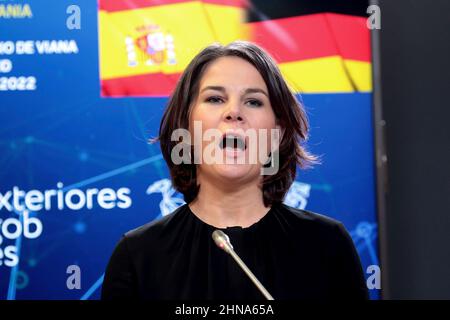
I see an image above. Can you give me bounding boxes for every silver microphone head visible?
[212,230,234,254]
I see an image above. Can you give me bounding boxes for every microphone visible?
[212,229,274,300]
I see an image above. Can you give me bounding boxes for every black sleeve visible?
[101,235,138,300]
[331,222,369,300]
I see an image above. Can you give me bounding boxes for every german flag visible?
[98,0,371,97]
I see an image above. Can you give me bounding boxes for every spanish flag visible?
[98,0,371,97]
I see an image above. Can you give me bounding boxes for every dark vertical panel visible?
[379,0,450,299]
[369,0,390,299]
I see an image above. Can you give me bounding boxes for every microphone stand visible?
[212,229,275,300]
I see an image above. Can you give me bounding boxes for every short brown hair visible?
[152,40,317,206]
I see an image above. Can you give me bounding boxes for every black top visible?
[101,203,368,300]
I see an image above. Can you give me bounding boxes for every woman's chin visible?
[212,163,258,181]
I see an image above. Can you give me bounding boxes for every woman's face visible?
[189,56,280,186]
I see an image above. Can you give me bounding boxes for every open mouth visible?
[219,134,247,151]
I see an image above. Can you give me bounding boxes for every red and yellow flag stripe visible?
[98,0,372,97]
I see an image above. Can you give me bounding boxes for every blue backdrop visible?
[0,0,380,299]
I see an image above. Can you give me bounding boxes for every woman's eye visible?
[205,96,223,104]
[247,99,263,107]
[205,97,263,107]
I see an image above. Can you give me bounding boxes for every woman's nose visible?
[225,113,243,122]
[224,102,244,122]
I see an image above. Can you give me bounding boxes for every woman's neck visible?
[188,175,271,229]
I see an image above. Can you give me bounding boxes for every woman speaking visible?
[101,40,368,300]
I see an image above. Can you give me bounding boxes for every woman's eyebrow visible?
[200,86,268,97]
[244,88,268,97]
[200,86,225,94]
